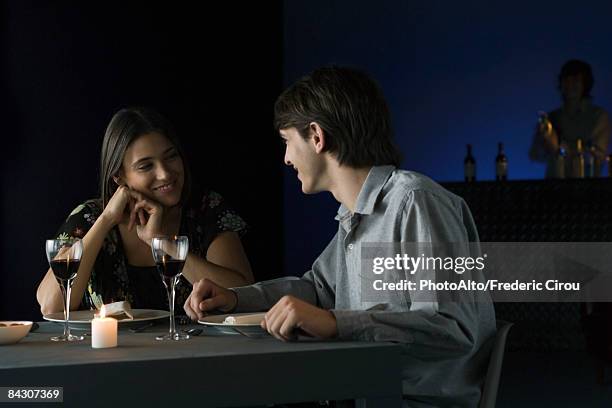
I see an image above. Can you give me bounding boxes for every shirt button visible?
[347,243,354,251]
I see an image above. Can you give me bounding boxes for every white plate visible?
[198,313,267,336]
[43,309,170,329]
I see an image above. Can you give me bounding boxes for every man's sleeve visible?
[229,234,340,312]
[331,190,483,357]
[229,275,317,312]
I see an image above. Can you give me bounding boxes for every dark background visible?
[1,1,283,320]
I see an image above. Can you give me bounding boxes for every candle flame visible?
[100,305,107,318]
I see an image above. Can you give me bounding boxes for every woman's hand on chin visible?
[127,190,165,246]
[101,186,131,227]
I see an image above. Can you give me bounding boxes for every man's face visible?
[280,127,326,194]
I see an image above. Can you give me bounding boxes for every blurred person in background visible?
[529,59,610,178]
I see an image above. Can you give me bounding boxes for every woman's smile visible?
[153,181,176,194]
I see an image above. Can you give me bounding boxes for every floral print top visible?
[55,190,247,311]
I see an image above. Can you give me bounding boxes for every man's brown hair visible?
[274,66,402,167]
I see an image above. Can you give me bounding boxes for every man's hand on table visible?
[184,278,237,320]
[262,295,337,342]
[184,281,338,341]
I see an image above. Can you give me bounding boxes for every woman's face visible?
[120,132,185,207]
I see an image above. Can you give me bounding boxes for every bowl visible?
[0,321,33,345]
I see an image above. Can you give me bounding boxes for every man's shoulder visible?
[386,169,452,196]
[384,169,461,207]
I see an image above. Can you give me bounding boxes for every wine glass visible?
[151,236,189,341]
[45,238,84,342]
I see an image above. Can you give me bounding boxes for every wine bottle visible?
[555,143,566,179]
[495,142,508,181]
[464,144,476,182]
[572,139,585,178]
[584,140,601,178]
[585,140,595,178]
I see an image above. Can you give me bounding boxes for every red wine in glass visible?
[50,258,81,281]
[155,257,186,282]
[45,238,84,342]
[151,236,189,341]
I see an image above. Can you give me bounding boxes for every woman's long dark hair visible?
[100,107,192,208]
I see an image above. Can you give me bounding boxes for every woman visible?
[36,107,253,314]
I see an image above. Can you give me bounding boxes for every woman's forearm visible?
[36,268,65,315]
[180,231,253,288]
[36,215,114,314]
[182,254,253,288]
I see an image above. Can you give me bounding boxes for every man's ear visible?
[309,122,326,154]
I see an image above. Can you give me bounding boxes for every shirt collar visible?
[335,165,396,220]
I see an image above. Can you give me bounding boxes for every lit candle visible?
[91,305,118,349]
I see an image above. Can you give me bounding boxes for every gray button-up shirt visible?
[232,165,496,407]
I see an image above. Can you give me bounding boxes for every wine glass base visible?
[51,334,85,342]
[156,332,190,341]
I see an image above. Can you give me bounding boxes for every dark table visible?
[0,322,403,407]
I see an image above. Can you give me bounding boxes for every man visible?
[185,66,496,407]
[529,59,610,178]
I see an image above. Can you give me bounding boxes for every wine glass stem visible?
[166,277,177,336]
[66,280,74,337]
[59,280,71,338]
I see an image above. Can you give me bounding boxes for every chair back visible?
[479,320,513,408]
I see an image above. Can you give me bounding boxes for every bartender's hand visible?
[538,115,553,136]
[261,295,337,341]
[536,121,560,152]
[184,278,237,320]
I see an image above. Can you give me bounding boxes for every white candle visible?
[91,305,118,349]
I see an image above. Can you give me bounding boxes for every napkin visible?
[223,313,266,325]
[101,301,134,320]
